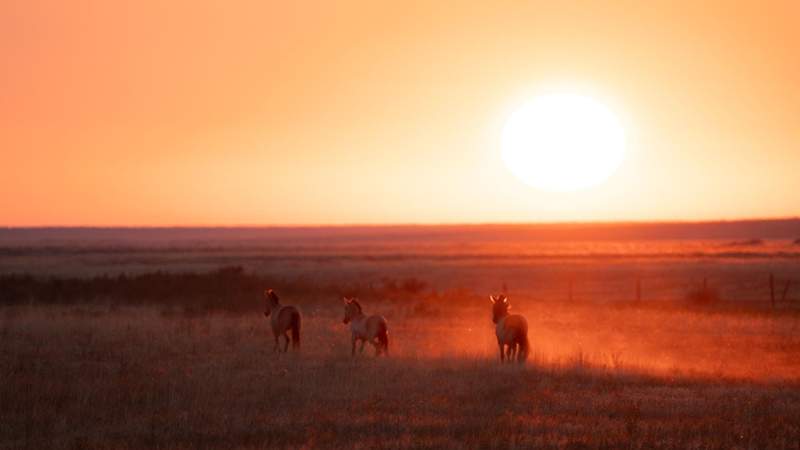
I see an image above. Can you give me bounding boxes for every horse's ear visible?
[342,297,350,304]
[500,295,508,304]
[264,289,271,299]
[489,295,496,304]
[267,289,279,302]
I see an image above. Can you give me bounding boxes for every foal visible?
[342,297,389,356]
[263,289,301,353]
[490,294,529,363]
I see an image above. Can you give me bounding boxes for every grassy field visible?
[3,245,800,311]
[2,227,799,448]
[2,301,800,449]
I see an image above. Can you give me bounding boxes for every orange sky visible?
[2,1,799,226]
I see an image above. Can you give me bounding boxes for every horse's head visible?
[263,289,280,316]
[490,294,510,323]
[342,297,362,324]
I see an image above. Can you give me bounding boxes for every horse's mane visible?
[350,299,362,312]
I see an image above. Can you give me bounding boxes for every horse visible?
[263,289,301,353]
[342,297,389,356]
[490,294,529,363]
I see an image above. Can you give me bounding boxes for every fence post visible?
[781,280,791,303]
[770,273,775,309]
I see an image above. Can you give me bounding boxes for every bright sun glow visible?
[502,93,626,192]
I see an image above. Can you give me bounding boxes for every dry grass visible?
[2,302,800,449]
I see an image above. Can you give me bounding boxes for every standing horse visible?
[490,294,529,363]
[263,289,301,353]
[342,297,389,356]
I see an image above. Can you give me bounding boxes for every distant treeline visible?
[0,266,438,313]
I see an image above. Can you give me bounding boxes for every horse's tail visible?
[378,323,389,356]
[290,310,301,349]
[518,335,530,363]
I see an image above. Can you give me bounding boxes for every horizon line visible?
[3,216,800,230]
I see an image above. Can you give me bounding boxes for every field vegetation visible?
[1,229,799,448]
[2,296,800,448]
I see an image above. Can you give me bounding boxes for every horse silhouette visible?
[263,289,301,353]
[490,294,529,363]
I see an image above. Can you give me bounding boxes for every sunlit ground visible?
[2,302,799,449]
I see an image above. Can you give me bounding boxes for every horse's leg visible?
[273,333,280,353]
[351,335,357,357]
[498,340,505,362]
[283,332,290,352]
[359,339,366,354]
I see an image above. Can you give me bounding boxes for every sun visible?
[501,92,626,192]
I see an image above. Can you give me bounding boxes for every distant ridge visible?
[1,218,799,246]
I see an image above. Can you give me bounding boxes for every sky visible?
[2,1,799,226]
